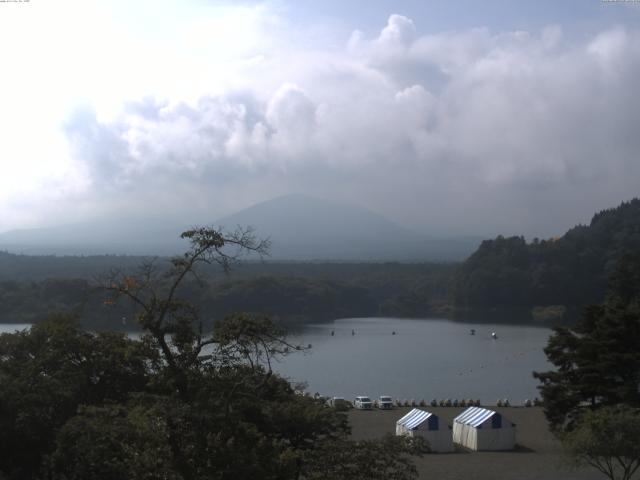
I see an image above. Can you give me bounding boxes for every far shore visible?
[348,406,602,480]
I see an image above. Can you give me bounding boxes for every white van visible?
[378,396,393,409]
[328,397,347,408]
[354,396,373,409]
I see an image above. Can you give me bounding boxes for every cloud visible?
[32,13,640,237]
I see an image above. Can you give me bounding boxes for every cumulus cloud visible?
[53,14,640,237]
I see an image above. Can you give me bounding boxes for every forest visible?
[0,261,455,329]
[454,199,640,310]
[1,199,639,328]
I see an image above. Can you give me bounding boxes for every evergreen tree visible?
[533,254,640,432]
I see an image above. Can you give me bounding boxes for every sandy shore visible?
[348,406,603,480]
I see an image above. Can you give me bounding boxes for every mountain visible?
[0,194,481,261]
[454,198,640,309]
[0,217,186,256]
[215,194,479,261]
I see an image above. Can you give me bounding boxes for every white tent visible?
[395,408,453,453]
[452,406,516,451]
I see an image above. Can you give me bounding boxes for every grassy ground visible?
[348,406,604,480]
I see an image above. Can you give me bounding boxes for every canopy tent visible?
[452,406,516,451]
[395,408,453,453]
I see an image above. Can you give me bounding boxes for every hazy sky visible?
[1,0,639,237]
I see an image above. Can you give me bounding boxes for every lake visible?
[0,317,553,405]
[273,317,552,404]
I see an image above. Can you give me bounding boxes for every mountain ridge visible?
[0,194,481,261]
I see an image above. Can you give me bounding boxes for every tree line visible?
[455,199,640,309]
[3,198,640,328]
[0,227,427,480]
[0,266,456,329]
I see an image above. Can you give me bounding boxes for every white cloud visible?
[2,7,640,238]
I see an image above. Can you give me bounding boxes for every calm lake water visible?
[0,317,553,404]
[273,317,552,404]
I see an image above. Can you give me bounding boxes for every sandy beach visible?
[348,406,604,480]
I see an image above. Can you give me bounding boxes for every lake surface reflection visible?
[273,317,552,404]
[0,317,553,405]
[0,324,31,334]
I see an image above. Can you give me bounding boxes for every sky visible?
[1,0,639,238]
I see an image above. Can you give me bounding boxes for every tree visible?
[0,314,157,479]
[533,254,640,432]
[300,435,428,480]
[102,226,271,399]
[100,226,428,479]
[1,226,426,479]
[49,403,180,480]
[563,405,640,480]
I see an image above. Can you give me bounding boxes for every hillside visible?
[216,194,480,261]
[0,194,481,261]
[454,199,640,309]
[0,218,186,256]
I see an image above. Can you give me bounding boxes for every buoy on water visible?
[470,329,475,335]
[491,332,498,340]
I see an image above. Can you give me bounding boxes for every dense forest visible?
[2,199,640,328]
[0,259,455,329]
[454,199,640,310]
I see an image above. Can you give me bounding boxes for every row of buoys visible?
[391,399,484,407]
[456,346,540,377]
[330,330,397,336]
[469,328,498,339]
[431,398,482,407]
[307,391,542,407]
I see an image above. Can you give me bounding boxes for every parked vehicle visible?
[328,396,347,409]
[354,396,373,409]
[377,395,393,409]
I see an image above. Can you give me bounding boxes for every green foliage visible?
[562,405,640,480]
[300,434,428,480]
[534,254,640,432]
[0,227,424,480]
[50,403,180,480]
[0,314,156,479]
[202,276,377,322]
[456,199,640,309]
[0,262,457,328]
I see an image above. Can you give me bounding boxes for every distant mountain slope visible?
[0,218,185,256]
[216,194,479,261]
[0,194,480,261]
[454,198,640,308]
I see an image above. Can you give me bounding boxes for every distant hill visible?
[216,194,480,261]
[454,198,640,309]
[0,194,481,261]
[0,218,186,256]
